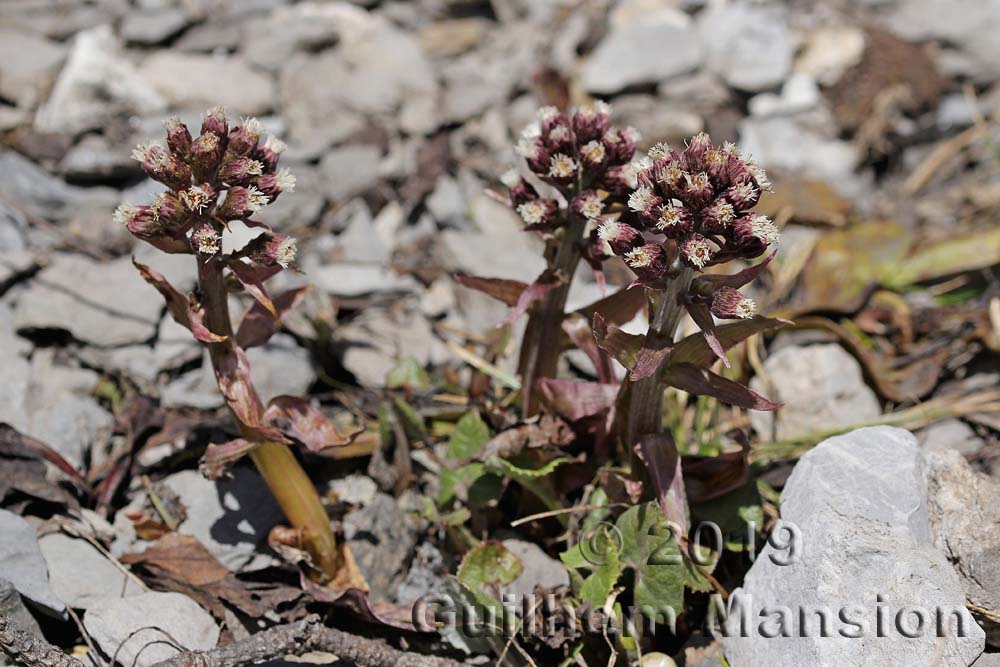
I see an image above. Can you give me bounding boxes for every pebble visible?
[749,344,880,442]
[923,447,1000,646]
[140,52,276,115]
[35,25,165,135]
[699,1,792,92]
[794,26,866,86]
[582,10,703,94]
[318,144,383,202]
[0,509,65,614]
[84,592,219,667]
[112,468,283,572]
[39,532,143,609]
[0,27,65,110]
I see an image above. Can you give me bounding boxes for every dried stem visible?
[517,211,588,415]
[0,613,458,667]
[198,263,343,582]
[619,266,695,476]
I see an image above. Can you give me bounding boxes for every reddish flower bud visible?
[255,135,286,173]
[500,169,538,207]
[537,107,574,153]
[702,198,737,234]
[516,134,550,176]
[599,164,633,196]
[201,106,229,139]
[255,167,296,202]
[579,139,609,174]
[218,156,264,186]
[703,147,730,186]
[680,171,714,209]
[516,198,559,231]
[571,190,605,221]
[163,116,192,158]
[654,201,693,239]
[247,232,298,269]
[218,185,269,219]
[627,185,663,229]
[656,160,687,199]
[682,132,713,169]
[731,214,780,257]
[710,286,757,320]
[598,219,642,255]
[116,202,190,253]
[179,184,218,214]
[228,117,264,156]
[624,242,668,282]
[132,143,168,179]
[584,226,612,266]
[724,181,761,211]
[190,221,221,257]
[572,101,612,143]
[680,233,715,270]
[545,153,579,187]
[603,126,640,165]
[190,132,225,181]
[149,191,188,227]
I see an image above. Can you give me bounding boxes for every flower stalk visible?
[120,107,361,587]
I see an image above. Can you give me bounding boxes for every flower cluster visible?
[503,102,640,232]
[116,107,297,271]
[594,132,779,318]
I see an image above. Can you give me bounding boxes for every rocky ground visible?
[1,0,1000,666]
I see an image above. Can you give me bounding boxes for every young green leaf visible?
[446,411,491,460]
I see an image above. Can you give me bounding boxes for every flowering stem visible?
[198,262,343,581]
[517,211,588,416]
[620,266,694,475]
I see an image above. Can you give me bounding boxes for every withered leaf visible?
[133,259,226,344]
[122,533,300,619]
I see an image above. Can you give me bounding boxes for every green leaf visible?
[578,535,621,607]
[616,502,685,617]
[458,541,523,609]
[691,482,763,554]
[385,356,430,390]
[485,456,570,511]
[446,411,491,460]
[438,462,488,508]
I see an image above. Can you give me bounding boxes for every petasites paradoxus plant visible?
[473,106,785,528]
[116,107,363,588]
[457,103,644,415]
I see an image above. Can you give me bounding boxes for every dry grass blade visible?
[751,389,1000,461]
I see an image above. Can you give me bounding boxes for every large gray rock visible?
[0,151,118,223]
[35,25,165,135]
[699,1,792,92]
[139,52,275,116]
[13,254,177,347]
[0,510,64,614]
[39,532,143,609]
[112,469,283,572]
[84,592,218,667]
[750,344,880,441]
[0,27,65,109]
[924,447,1000,646]
[722,427,984,666]
[582,10,702,94]
[0,349,112,471]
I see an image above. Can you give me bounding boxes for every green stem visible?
[517,211,588,416]
[198,263,343,581]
